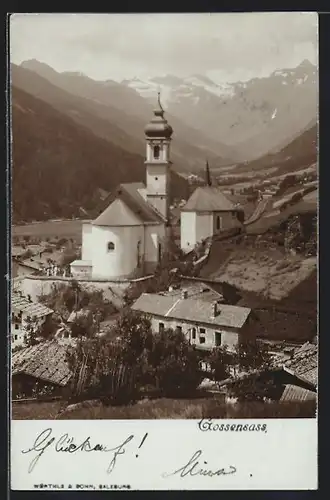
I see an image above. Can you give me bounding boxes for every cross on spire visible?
[157,90,164,113]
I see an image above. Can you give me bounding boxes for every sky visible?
[9,12,318,83]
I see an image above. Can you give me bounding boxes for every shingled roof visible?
[12,340,72,386]
[182,186,236,212]
[284,342,317,386]
[132,292,251,329]
[93,182,164,226]
[12,292,53,319]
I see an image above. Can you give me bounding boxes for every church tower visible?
[144,93,173,222]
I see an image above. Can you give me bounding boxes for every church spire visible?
[205,160,212,186]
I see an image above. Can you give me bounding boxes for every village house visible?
[12,340,72,398]
[12,257,44,278]
[131,289,252,351]
[11,291,53,349]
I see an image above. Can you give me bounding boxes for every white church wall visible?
[81,223,93,261]
[196,213,214,244]
[144,224,166,270]
[91,225,144,279]
[180,212,196,251]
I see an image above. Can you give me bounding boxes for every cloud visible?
[9,12,318,81]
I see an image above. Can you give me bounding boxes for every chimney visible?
[212,301,219,317]
[181,289,188,300]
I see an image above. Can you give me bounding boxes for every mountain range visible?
[15,61,233,172]
[10,58,318,221]
[124,59,317,161]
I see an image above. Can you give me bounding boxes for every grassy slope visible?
[12,397,315,420]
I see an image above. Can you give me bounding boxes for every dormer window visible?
[107,242,115,252]
[153,145,160,159]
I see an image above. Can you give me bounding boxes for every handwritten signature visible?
[162,450,237,478]
[21,428,134,474]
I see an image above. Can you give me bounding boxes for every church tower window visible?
[153,145,160,159]
[107,241,115,252]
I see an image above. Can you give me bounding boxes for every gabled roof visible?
[132,292,251,329]
[93,182,164,226]
[12,292,53,318]
[182,186,236,212]
[12,340,72,386]
[93,198,144,227]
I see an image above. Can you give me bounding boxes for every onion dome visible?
[144,92,173,139]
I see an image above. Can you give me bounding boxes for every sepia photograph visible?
[9,12,318,423]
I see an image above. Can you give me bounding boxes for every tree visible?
[149,328,202,395]
[226,340,275,403]
[66,309,203,402]
[60,249,78,267]
[234,339,272,372]
[66,336,136,404]
[207,345,234,382]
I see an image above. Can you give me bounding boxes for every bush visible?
[150,329,202,395]
[207,346,234,381]
[66,310,202,402]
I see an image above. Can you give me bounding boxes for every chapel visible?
[70,94,172,280]
[180,162,244,252]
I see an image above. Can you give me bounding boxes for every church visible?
[71,95,243,280]
[71,95,173,280]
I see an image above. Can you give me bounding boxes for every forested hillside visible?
[11,86,189,222]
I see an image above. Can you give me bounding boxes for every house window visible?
[158,243,162,263]
[107,241,115,252]
[159,322,165,333]
[176,325,182,334]
[15,324,19,330]
[215,331,222,346]
[216,216,221,230]
[14,335,18,341]
[199,336,206,344]
[154,145,160,159]
[155,177,158,181]
[191,327,196,340]
[199,328,206,334]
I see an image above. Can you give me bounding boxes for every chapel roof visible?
[93,182,164,227]
[182,186,237,212]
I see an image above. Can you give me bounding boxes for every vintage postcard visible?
[9,12,318,490]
